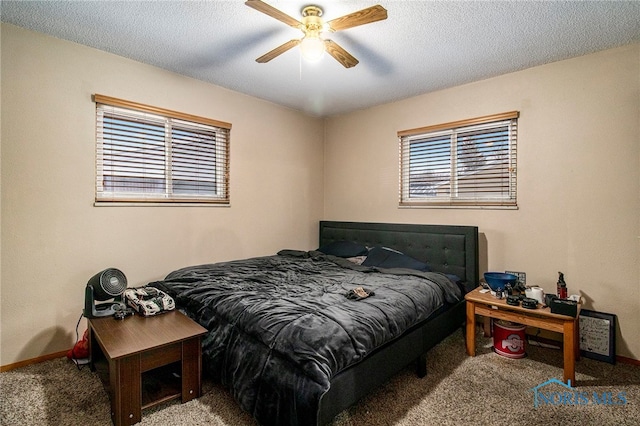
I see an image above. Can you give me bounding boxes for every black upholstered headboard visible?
[319,221,479,293]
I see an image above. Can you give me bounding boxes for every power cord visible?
[70,311,87,371]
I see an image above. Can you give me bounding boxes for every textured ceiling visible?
[2,1,639,117]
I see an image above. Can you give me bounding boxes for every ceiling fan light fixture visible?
[246,1,387,68]
[299,36,325,62]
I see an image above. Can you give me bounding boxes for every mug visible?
[525,286,545,304]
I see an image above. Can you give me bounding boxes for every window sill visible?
[398,204,518,210]
[94,201,231,207]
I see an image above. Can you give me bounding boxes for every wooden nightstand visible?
[88,310,207,426]
[465,286,581,385]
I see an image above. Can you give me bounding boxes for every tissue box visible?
[550,298,578,317]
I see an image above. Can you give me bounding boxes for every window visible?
[399,111,518,208]
[94,95,231,204]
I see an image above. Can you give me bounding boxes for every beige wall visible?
[2,22,639,366]
[324,44,640,359]
[0,24,324,366]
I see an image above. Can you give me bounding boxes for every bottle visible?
[557,272,568,299]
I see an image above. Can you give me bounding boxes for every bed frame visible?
[316,221,479,425]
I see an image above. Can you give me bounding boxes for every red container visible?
[493,320,526,358]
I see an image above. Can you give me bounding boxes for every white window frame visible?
[399,111,519,209]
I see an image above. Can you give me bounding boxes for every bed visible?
[150,221,479,425]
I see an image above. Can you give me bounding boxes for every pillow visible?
[362,246,431,272]
[317,240,369,258]
[445,273,462,284]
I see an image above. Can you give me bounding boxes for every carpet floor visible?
[1,329,638,425]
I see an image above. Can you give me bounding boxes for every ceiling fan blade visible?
[245,0,303,29]
[326,5,387,32]
[324,40,359,68]
[256,39,300,63]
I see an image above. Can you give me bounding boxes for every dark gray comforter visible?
[150,250,461,426]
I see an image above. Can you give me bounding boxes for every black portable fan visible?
[83,268,127,318]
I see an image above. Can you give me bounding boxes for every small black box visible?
[545,294,558,306]
[550,298,578,317]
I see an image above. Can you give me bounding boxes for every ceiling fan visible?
[245,0,387,68]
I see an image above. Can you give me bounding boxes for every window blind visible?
[399,112,518,208]
[95,95,230,204]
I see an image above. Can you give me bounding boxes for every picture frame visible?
[579,309,616,364]
[505,270,526,286]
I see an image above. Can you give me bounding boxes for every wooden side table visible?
[465,287,580,385]
[88,310,207,426]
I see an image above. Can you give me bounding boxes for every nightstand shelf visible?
[141,362,182,409]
